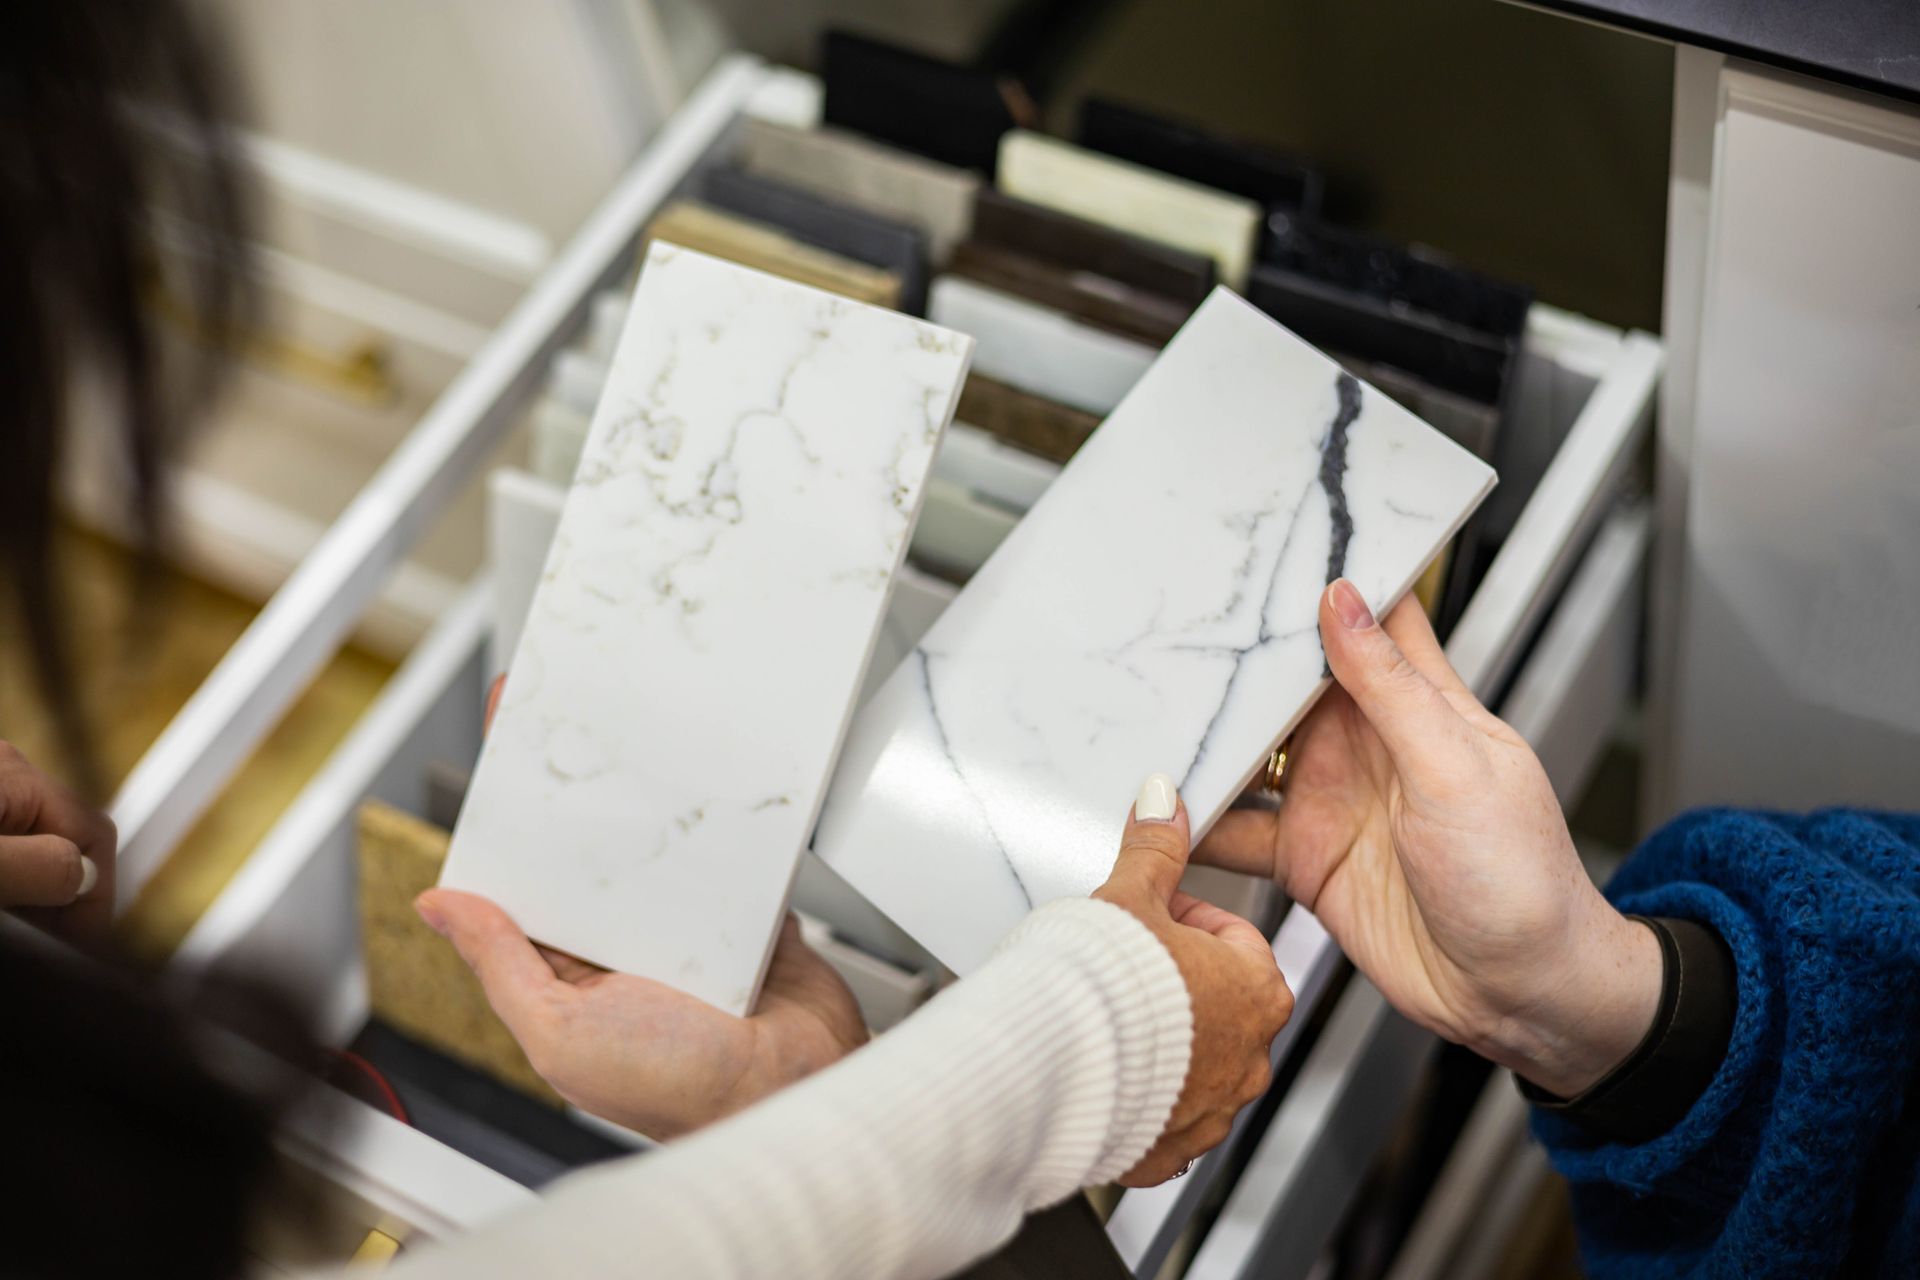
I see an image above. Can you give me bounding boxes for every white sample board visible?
[443,244,973,1013]
[815,288,1495,972]
[929,277,1158,417]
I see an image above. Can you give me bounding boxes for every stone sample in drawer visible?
[442,244,973,1013]
[947,240,1193,346]
[820,29,1026,175]
[971,187,1215,305]
[814,288,1496,972]
[952,373,1103,465]
[930,276,1156,417]
[996,130,1263,289]
[643,201,901,308]
[1075,97,1326,231]
[737,117,979,261]
[700,166,930,313]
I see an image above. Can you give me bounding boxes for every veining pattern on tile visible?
[443,244,972,1013]
[814,288,1494,972]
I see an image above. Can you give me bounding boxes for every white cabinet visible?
[121,56,1661,1275]
[1650,59,1920,819]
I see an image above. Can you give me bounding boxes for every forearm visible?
[387,898,1191,1280]
[1532,809,1920,1279]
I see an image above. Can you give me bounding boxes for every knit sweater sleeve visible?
[1531,809,1920,1278]
[384,897,1192,1279]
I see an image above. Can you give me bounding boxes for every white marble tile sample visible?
[814,288,1495,972]
[443,244,973,1013]
[930,277,1156,417]
[737,118,979,262]
[997,130,1263,289]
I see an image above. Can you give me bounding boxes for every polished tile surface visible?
[997,130,1262,289]
[815,289,1495,972]
[444,245,972,1012]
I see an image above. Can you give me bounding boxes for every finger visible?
[1320,580,1474,780]
[484,675,506,735]
[415,889,561,1031]
[1103,773,1192,904]
[0,744,116,855]
[1168,891,1275,961]
[1192,808,1280,878]
[1379,596,1481,710]
[0,835,96,907]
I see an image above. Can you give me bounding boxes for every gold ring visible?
[1262,740,1291,794]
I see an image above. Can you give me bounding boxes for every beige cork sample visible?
[356,800,562,1105]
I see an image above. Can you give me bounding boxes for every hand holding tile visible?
[1093,773,1294,1187]
[1194,586,1662,1099]
[415,890,867,1140]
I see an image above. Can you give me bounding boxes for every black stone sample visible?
[821,29,1033,176]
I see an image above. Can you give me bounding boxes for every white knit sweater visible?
[388,898,1193,1279]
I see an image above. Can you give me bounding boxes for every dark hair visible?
[0,0,254,796]
[0,928,305,1279]
[0,7,313,1276]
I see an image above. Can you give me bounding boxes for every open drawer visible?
[132,55,1661,1275]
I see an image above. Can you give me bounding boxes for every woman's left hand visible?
[0,740,116,942]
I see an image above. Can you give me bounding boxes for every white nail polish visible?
[76,856,98,898]
[1134,773,1178,822]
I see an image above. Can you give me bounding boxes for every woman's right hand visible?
[0,740,116,942]
[1196,582,1662,1099]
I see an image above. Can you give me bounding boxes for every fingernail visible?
[414,895,448,936]
[1329,579,1375,631]
[1134,773,1178,822]
[75,856,98,898]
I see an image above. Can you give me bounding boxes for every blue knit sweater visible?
[1534,809,1920,1277]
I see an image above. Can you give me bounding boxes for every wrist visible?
[1475,906,1664,1098]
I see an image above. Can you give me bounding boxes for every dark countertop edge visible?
[1508,0,1920,108]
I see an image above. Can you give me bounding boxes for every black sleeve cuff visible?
[1517,915,1737,1145]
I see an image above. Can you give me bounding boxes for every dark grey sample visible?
[1526,0,1920,104]
[1247,218,1531,408]
[1077,96,1325,219]
[971,187,1214,305]
[699,166,930,314]
[1246,265,1517,408]
[1339,356,1500,463]
[1263,216,1532,341]
[820,29,1029,175]
[947,240,1194,346]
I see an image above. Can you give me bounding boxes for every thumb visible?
[1320,579,1472,780]
[1103,773,1193,905]
[415,888,560,1035]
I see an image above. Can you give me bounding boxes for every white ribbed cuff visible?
[990,898,1193,1185]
